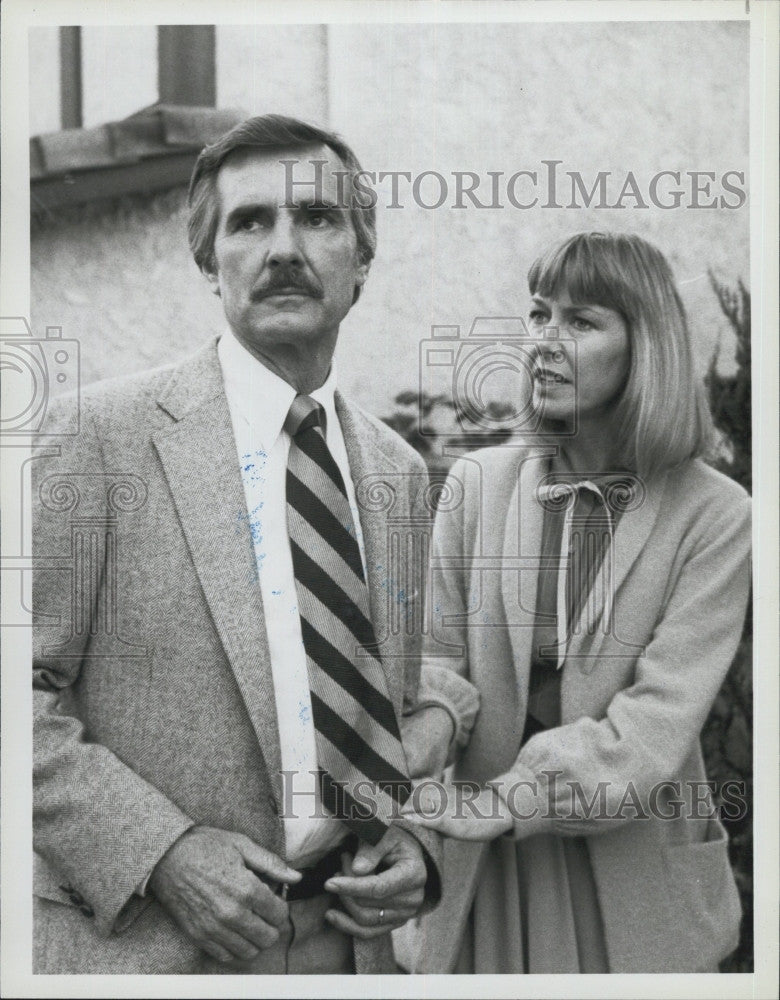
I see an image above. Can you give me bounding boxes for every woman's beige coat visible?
[414,443,751,974]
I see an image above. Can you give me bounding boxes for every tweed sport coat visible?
[32,338,441,974]
[412,443,751,974]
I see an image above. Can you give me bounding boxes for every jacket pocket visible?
[663,817,741,968]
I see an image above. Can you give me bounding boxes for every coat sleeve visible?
[489,486,752,838]
[403,662,480,759]
[399,453,481,772]
[33,397,194,938]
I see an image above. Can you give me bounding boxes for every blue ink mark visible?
[236,503,265,546]
[298,703,311,725]
[241,450,270,486]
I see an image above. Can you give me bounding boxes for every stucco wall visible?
[31,19,749,417]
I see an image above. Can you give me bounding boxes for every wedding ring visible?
[378,908,385,923]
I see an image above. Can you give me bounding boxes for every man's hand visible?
[400,705,455,779]
[323,826,427,939]
[148,825,301,964]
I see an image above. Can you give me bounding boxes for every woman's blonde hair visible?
[528,231,713,479]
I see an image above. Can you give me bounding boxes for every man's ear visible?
[202,262,221,297]
[355,259,371,289]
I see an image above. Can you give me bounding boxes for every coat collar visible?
[155,337,225,421]
[500,446,667,681]
[567,468,667,672]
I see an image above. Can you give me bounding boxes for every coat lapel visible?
[151,340,284,802]
[565,469,668,673]
[501,449,549,716]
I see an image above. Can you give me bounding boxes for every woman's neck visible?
[553,415,619,476]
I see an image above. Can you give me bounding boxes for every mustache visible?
[250,266,323,302]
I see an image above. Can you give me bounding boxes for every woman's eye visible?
[237,217,261,232]
[528,310,547,324]
[572,316,595,331]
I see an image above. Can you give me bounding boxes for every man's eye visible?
[306,212,330,228]
[528,310,547,324]
[237,217,262,232]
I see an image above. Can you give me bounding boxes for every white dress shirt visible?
[218,328,367,866]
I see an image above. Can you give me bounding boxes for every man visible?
[32,115,462,974]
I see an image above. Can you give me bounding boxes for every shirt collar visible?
[218,327,339,450]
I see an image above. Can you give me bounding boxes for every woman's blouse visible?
[524,474,632,740]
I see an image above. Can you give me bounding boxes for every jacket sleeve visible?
[33,397,194,938]
[489,488,752,839]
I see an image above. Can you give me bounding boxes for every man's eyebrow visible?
[292,197,345,211]
[223,202,271,227]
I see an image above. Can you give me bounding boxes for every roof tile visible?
[37,125,114,174]
[31,104,246,179]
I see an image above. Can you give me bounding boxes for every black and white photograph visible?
[1,1,777,996]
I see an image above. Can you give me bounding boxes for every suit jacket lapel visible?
[152,340,284,801]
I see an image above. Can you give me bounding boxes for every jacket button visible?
[79,903,95,918]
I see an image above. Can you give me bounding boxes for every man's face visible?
[204,144,369,358]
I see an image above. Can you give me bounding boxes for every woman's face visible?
[527,289,630,424]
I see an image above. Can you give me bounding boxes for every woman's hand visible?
[400,705,455,780]
[400,780,513,841]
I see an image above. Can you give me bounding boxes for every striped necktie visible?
[284,394,411,844]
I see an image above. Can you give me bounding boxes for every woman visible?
[403,232,751,974]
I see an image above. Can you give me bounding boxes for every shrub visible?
[704,272,752,972]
